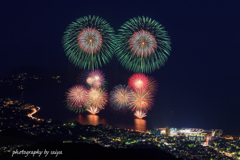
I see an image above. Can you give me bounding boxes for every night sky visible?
[1,1,240,134]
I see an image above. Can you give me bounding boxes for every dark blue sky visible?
[1,1,240,133]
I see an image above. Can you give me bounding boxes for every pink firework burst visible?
[129,91,153,112]
[110,85,133,111]
[134,110,147,119]
[66,85,88,113]
[85,87,108,114]
[130,30,157,56]
[78,28,103,53]
[128,73,149,92]
[86,69,105,88]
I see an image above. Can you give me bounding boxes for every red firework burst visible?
[78,28,102,53]
[128,73,149,92]
[129,30,157,56]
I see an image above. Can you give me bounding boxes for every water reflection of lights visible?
[99,118,107,125]
[134,118,146,132]
[77,114,107,126]
[87,115,99,126]
[78,114,84,124]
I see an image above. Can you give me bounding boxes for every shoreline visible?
[2,97,240,137]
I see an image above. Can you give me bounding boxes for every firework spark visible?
[134,110,147,119]
[110,85,133,111]
[66,85,88,113]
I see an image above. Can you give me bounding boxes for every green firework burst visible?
[116,16,171,73]
[63,15,116,70]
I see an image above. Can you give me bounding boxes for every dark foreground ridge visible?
[1,141,180,160]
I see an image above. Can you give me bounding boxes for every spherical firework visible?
[116,16,171,73]
[110,85,133,111]
[128,73,149,92]
[86,69,105,88]
[85,87,108,114]
[129,91,153,112]
[130,30,157,56]
[78,28,102,53]
[134,110,147,119]
[66,85,88,113]
[63,15,116,70]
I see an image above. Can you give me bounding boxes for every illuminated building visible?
[149,129,161,135]
[213,129,223,137]
[188,134,205,141]
[145,130,150,134]
[165,126,170,136]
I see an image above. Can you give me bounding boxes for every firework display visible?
[109,73,156,118]
[116,16,171,73]
[109,73,157,118]
[63,15,116,70]
[66,85,88,113]
[110,85,133,111]
[63,15,169,120]
[66,69,108,114]
[66,81,108,115]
